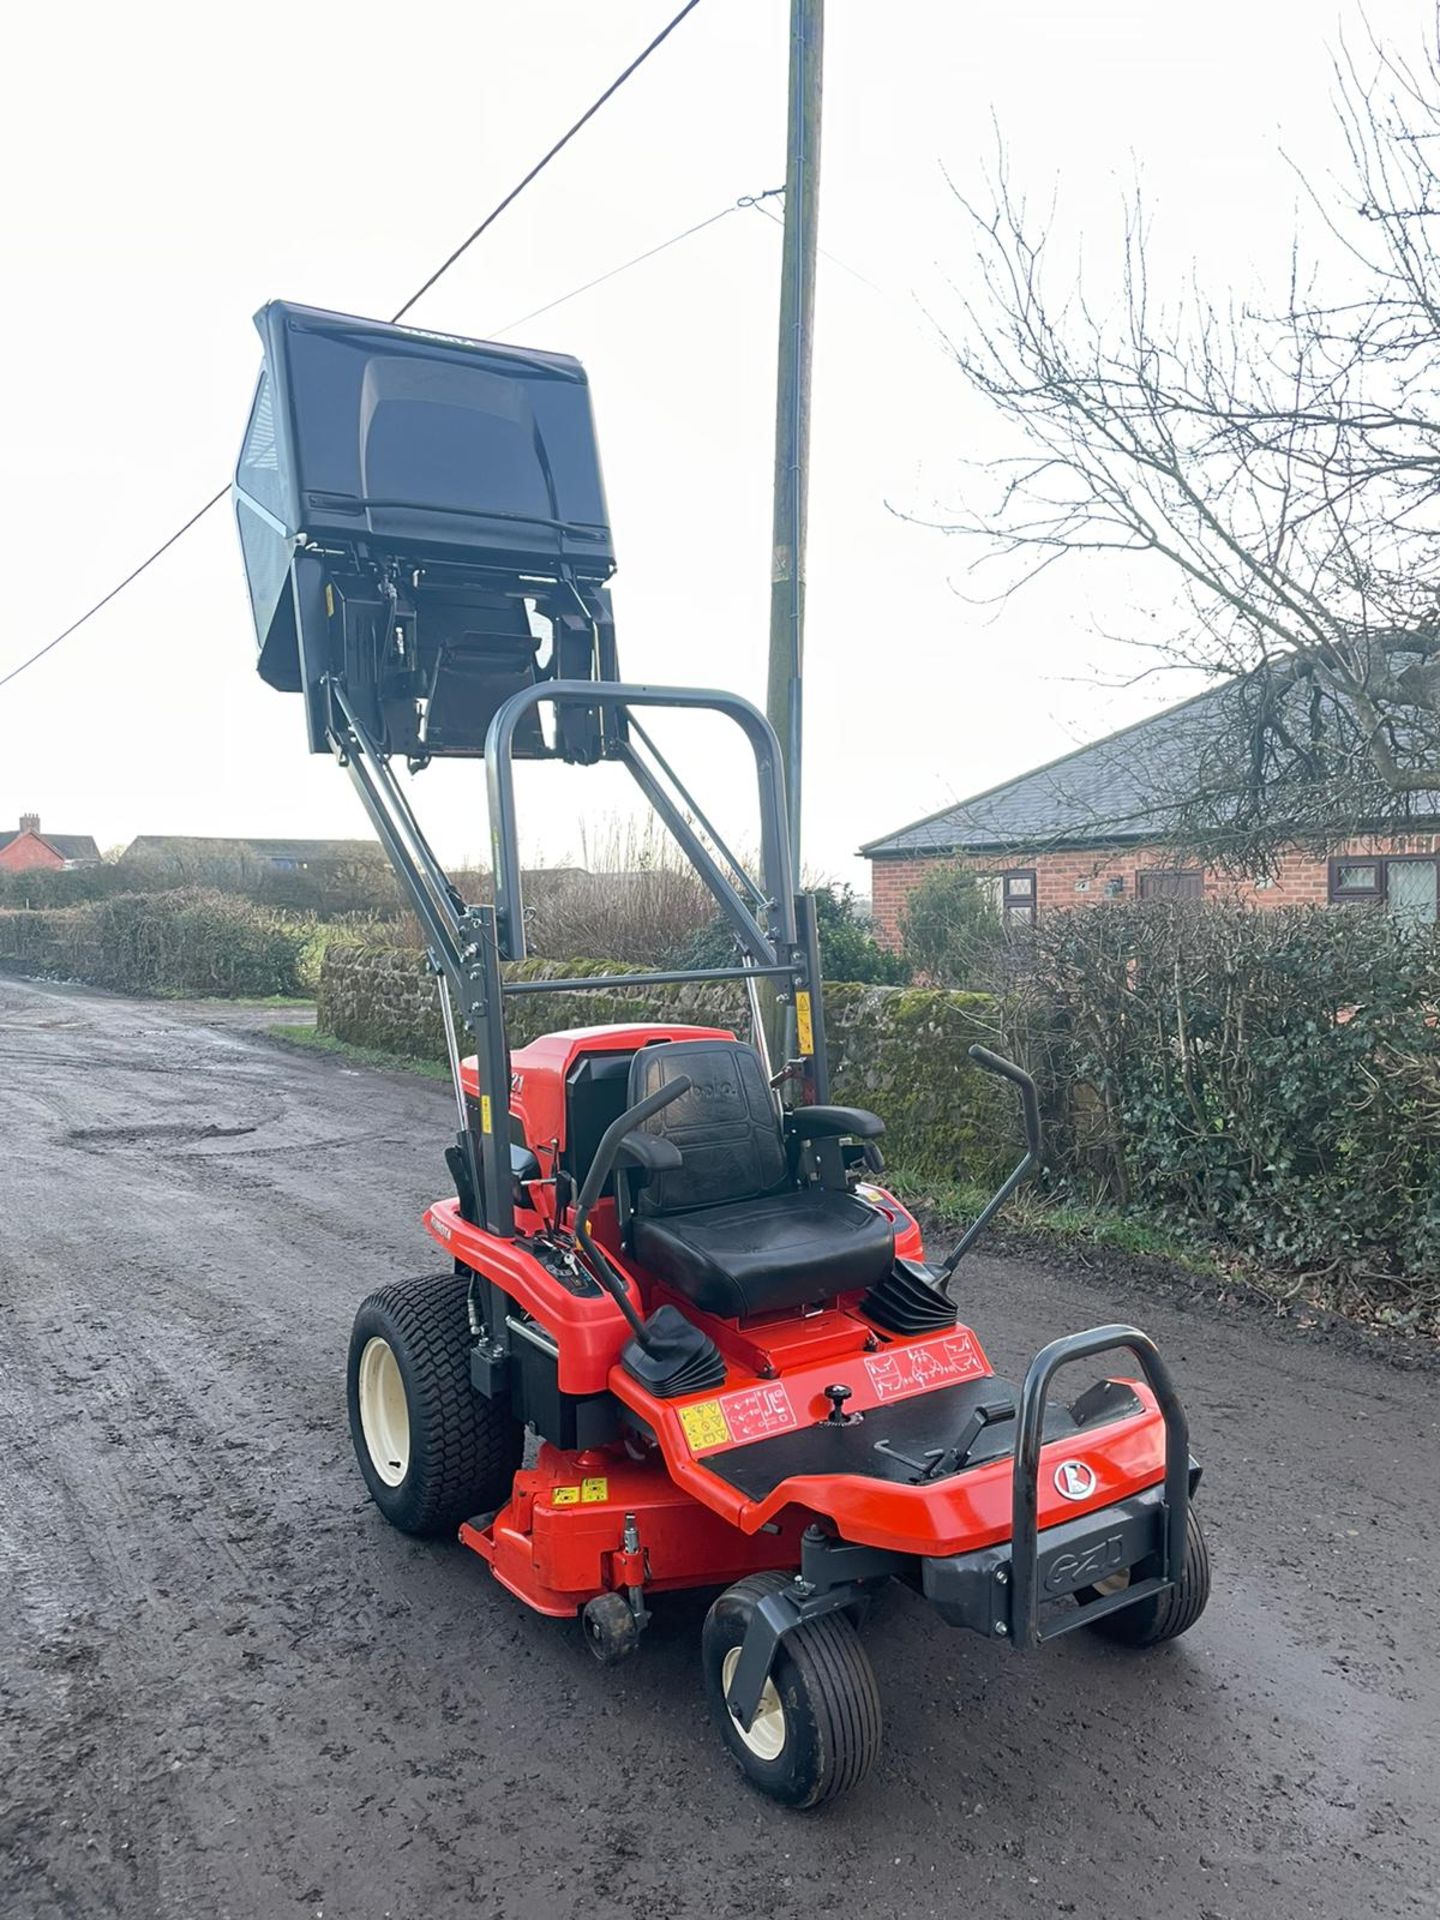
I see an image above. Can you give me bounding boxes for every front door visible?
[1388,859,1439,927]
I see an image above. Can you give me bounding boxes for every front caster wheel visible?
[701,1572,882,1809]
[1078,1505,1211,1647]
[582,1591,641,1665]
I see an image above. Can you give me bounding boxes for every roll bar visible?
[484,681,798,966]
[326,674,828,1245]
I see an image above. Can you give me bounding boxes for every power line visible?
[0,0,706,697]
[488,187,781,338]
[0,487,229,694]
[392,0,705,323]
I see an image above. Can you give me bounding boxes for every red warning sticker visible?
[720,1382,798,1443]
[864,1332,984,1403]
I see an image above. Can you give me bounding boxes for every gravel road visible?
[1,973,1435,1920]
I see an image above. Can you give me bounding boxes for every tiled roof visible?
[0,830,101,862]
[122,835,383,864]
[861,680,1440,857]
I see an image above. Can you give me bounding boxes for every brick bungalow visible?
[862,687,1440,947]
[0,814,101,874]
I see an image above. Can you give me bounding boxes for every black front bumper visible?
[922,1483,1173,1643]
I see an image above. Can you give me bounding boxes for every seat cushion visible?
[632,1186,896,1320]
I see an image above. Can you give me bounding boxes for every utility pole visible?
[765,0,823,877]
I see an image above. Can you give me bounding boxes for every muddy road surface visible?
[0,975,1435,1920]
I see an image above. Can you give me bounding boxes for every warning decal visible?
[679,1400,732,1452]
[720,1383,798,1443]
[580,1477,608,1503]
[864,1332,984,1403]
[552,1485,580,1505]
[794,990,815,1057]
[680,1384,799,1454]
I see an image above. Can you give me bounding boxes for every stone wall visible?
[318,944,1017,1183]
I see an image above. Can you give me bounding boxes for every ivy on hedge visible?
[1012,902,1440,1281]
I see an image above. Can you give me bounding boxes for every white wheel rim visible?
[722,1646,787,1761]
[358,1336,410,1486]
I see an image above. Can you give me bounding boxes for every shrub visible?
[116,845,405,916]
[899,864,1003,986]
[523,820,713,965]
[670,883,908,985]
[79,891,311,996]
[0,862,134,910]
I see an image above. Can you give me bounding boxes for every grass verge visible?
[885,1166,1224,1278]
[265,1024,451,1081]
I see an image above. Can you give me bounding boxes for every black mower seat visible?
[627,1038,894,1320]
[633,1187,895,1319]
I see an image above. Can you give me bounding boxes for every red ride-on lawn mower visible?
[234,302,1209,1807]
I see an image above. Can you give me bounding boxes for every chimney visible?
[19,812,39,836]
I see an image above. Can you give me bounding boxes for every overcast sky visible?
[1,0,1416,885]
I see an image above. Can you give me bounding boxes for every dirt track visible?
[1,973,1436,1920]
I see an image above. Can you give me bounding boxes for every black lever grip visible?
[967,1045,1042,1159]
[574,1075,693,1226]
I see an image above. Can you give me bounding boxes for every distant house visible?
[116,834,394,910]
[120,835,385,874]
[863,684,1440,945]
[0,814,102,874]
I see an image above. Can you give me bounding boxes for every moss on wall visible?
[318,945,1016,1185]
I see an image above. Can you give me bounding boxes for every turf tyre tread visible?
[347,1270,521,1537]
[702,1571,883,1809]
[1084,1505,1211,1647]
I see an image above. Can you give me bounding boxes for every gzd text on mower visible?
[233,302,1210,1808]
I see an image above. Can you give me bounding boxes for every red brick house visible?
[0,814,101,874]
[863,690,1440,947]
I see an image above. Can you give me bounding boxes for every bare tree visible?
[935,13,1440,863]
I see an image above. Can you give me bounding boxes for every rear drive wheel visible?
[701,1572,882,1809]
[1078,1505,1211,1647]
[347,1271,522,1537]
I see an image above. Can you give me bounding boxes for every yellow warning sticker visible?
[580,1477,609,1503]
[479,1094,493,1134]
[324,582,335,617]
[795,990,814,1057]
[679,1400,732,1452]
[552,1485,580,1505]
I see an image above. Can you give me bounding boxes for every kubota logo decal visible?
[1054,1459,1097,1501]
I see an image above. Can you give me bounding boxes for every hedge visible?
[0,890,310,998]
[1012,901,1440,1292]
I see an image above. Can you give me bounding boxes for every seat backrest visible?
[628,1039,787,1216]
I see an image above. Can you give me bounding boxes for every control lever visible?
[922,1395,1015,1481]
[572,1076,691,1352]
[938,1047,1043,1284]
